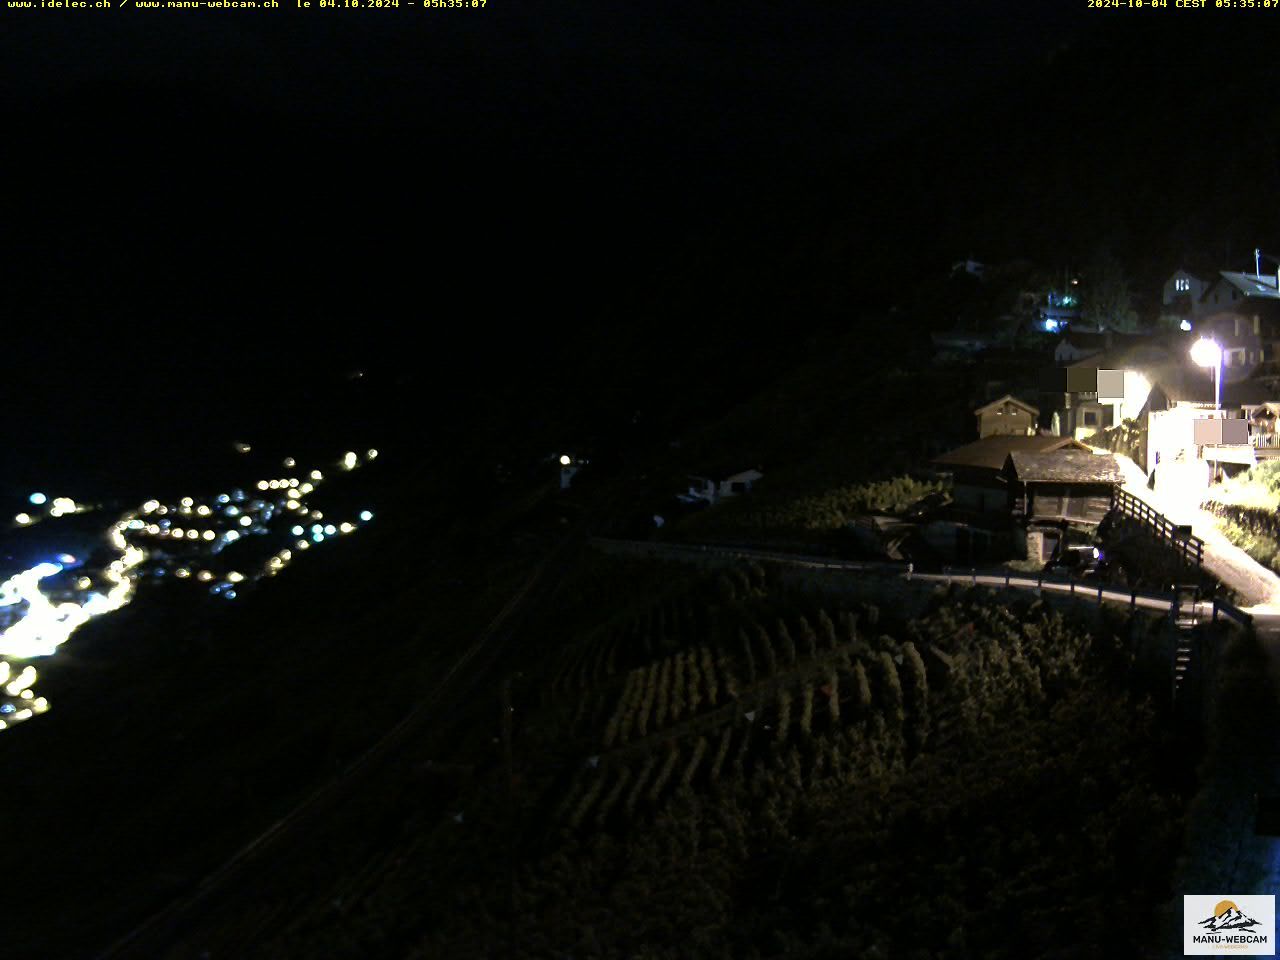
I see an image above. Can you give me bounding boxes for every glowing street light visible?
[1191,337,1223,409]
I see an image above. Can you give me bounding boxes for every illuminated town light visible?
[359,510,373,521]
[28,493,46,505]
[14,514,31,526]
[559,454,572,466]
[1190,337,1223,408]
[239,516,252,527]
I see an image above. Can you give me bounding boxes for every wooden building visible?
[973,394,1038,438]
[931,434,1089,513]
[1002,449,1121,561]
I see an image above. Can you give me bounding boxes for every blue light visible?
[31,562,63,578]
[0,704,13,715]
[359,510,373,522]
[217,494,230,504]
[292,525,304,536]
[312,533,324,543]
[224,590,237,600]
[56,553,77,565]
[225,505,240,517]
[28,493,46,506]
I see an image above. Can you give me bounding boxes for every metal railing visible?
[589,538,1253,624]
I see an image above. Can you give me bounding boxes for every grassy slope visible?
[190,557,1194,959]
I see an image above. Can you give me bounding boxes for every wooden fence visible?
[1111,487,1205,567]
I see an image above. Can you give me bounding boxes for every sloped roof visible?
[1204,272,1280,301]
[1057,331,1109,352]
[973,393,1038,417]
[1005,450,1121,484]
[932,434,1087,472]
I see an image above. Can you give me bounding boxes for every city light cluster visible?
[0,448,378,733]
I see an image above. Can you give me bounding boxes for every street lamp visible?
[1190,337,1223,409]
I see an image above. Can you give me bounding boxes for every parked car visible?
[1046,544,1110,579]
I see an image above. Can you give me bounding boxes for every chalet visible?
[1042,336,1190,441]
[1163,269,1206,308]
[1002,449,1122,562]
[1194,270,1280,319]
[1192,297,1280,371]
[974,394,1038,438]
[931,434,1089,513]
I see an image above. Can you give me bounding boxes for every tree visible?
[1081,246,1139,333]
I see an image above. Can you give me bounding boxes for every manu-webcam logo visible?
[1184,895,1275,955]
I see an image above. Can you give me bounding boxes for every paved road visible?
[593,538,1249,625]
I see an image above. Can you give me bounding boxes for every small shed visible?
[1003,450,1120,522]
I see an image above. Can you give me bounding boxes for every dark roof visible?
[1057,331,1109,351]
[1005,450,1121,484]
[1206,271,1280,300]
[1064,336,1184,372]
[932,434,1087,472]
[1223,379,1280,407]
[974,393,1038,416]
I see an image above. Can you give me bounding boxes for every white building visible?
[684,468,764,505]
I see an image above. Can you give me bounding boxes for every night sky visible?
[1,4,1273,489]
